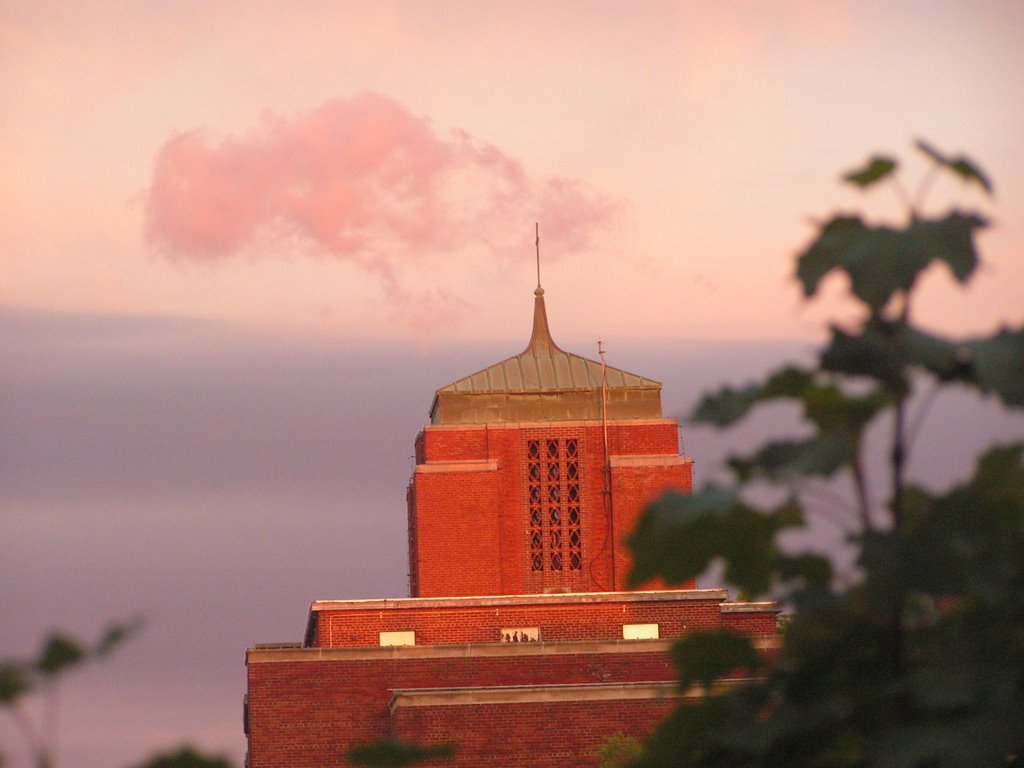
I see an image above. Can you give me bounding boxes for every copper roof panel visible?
[503,357,524,390]
[520,353,540,389]
[568,355,591,387]
[536,352,556,389]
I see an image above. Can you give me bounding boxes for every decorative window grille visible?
[527,437,582,572]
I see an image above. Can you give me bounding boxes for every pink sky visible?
[3,3,1024,768]
[4,0,1022,343]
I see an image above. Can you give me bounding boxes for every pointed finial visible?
[534,222,543,296]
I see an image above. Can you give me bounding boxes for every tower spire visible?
[526,222,555,353]
[535,222,543,296]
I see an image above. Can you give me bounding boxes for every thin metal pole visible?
[599,339,615,590]
[535,222,541,288]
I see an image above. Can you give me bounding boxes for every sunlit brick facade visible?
[245,282,780,768]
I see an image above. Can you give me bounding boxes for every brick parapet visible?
[307,591,740,648]
[300,591,781,650]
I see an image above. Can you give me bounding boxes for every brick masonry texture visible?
[248,646,676,768]
[312,593,727,647]
[408,419,693,596]
[391,697,677,768]
[250,588,780,767]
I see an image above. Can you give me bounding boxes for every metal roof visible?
[435,288,661,395]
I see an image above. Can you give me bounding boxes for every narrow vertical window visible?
[525,436,583,573]
[565,439,582,570]
[528,440,543,571]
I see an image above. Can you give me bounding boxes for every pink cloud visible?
[145,93,623,287]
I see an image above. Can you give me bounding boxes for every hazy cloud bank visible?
[145,93,623,296]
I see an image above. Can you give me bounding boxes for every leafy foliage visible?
[35,634,86,676]
[842,155,897,188]
[913,139,993,194]
[795,211,987,310]
[630,489,830,597]
[596,732,644,768]
[0,619,141,768]
[629,142,1024,767]
[348,738,456,767]
[130,746,235,768]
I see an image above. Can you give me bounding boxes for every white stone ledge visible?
[388,678,755,711]
[609,455,693,468]
[414,460,498,474]
[248,638,676,664]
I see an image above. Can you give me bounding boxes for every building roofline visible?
[309,588,730,613]
[419,417,679,431]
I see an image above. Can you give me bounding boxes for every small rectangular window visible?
[622,623,659,640]
[501,627,540,643]
[379,631,416,647]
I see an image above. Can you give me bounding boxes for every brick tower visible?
[408,280,693,597]
[245,272,779,768]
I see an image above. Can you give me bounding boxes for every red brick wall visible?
[409,420,692,597]
[411,468,503,596]
[392,697,676,768]
[420,426,490,462]
[246,647,677,768]
[721,610,779,635]
[610,462,694,591]
[314,594,725,647]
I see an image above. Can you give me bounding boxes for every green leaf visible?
[805,382,889,432]
[673,631,761,692]
[348,739,455,767]
[931,325,1024,406]
[729,434,853,482]
[948,156,993,194]
[95,618,142,658]
[628,486,742,588]
[914,138,948,165]
[910,211,987,283]
[915,138,993,194]
[690,367,813,427]
[689,383,762,427]
[820,321,908,393]
[775,553,833,587]
[0,663,30,705]
[36,633,86,676]
[796,211,986,309]
[628,488,807,596]
[827,321,1024,405]
[130,746,235,768]
[865,445,1024,606]
[842,155,897,188]
[698,367,886,483]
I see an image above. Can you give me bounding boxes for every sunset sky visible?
[3,2,1023,767]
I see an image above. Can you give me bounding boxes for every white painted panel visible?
[622,623,659,640]
[379,631,416,646]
